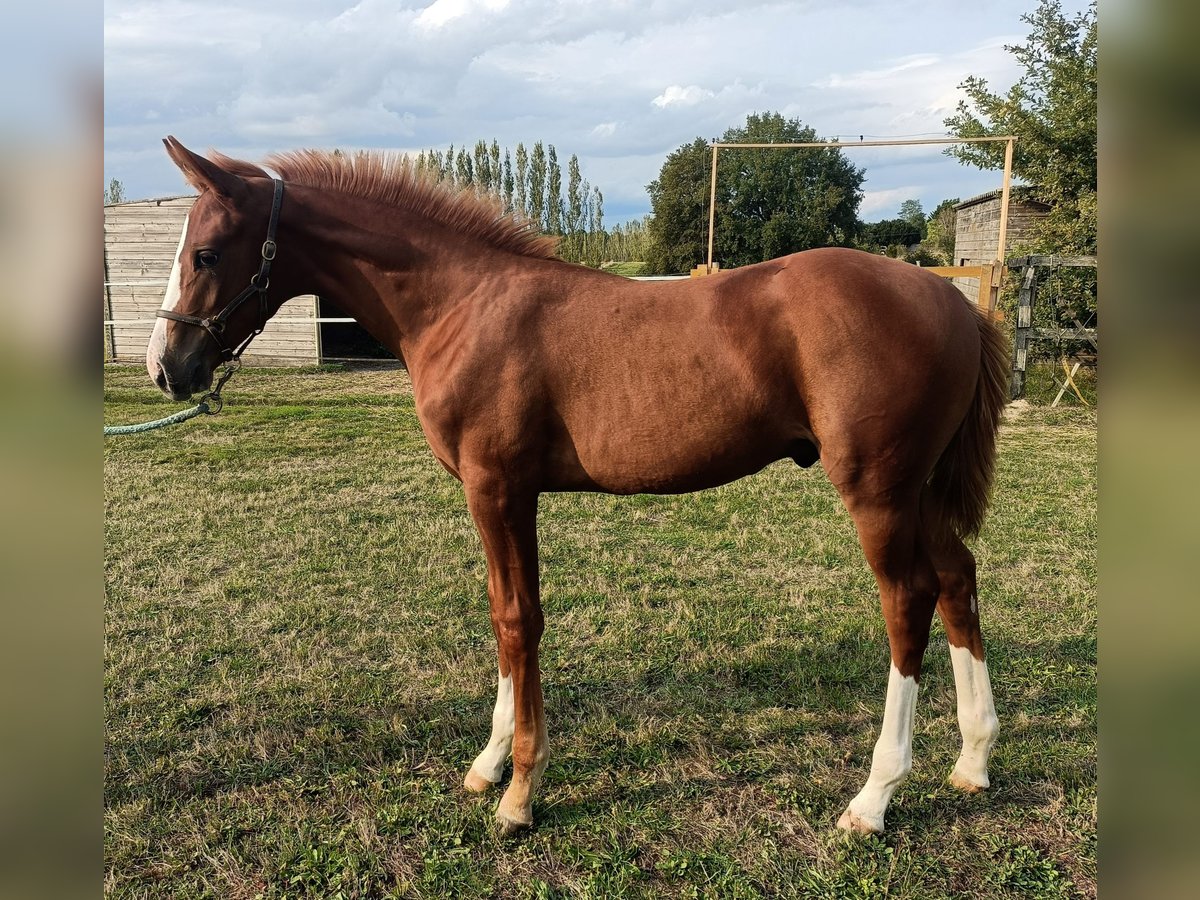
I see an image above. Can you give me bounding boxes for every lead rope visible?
[103,361,240,437]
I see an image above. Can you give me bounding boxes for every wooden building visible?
[104,195,320,365]
[951,188,1050,298]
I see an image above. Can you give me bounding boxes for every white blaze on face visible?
[845,664,918,832]
[146,214,189,378]
[948,644,999,789]
[468,671,515,785]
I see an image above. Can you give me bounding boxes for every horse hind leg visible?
[836,495,940,835]
[927,526,1000,793]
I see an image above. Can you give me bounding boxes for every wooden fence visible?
[1009,255,1098,399]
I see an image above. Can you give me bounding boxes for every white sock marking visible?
[847,664,918,831]
[948,644,999,788]
[146,213,189,377]
[469,671,514,784]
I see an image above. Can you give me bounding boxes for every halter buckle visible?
[261,239,277,261]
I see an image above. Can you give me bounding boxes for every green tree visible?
[898,199,926,239]
[923,198,959,265]
[514,143,529,220]
[104,177,125,204]
[528,142,547,230]
[944,0,1096,256]
[473,140,491,193]
[545,144,562,235]
[646,112,864,274]
[643,138,710,274]
[859,218,922,253]
[502,149,515,214]
[566,154,585,235]
[489,140,502,194]
[455,147,473,188]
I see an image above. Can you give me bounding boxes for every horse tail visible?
[925,304,1010,542]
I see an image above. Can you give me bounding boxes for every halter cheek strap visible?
[157,178,285,361]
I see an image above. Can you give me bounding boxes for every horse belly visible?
[557,404,790,495]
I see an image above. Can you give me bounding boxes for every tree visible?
[645,112,864,274]
[859,218,922,253]
[898,199,926,239]
[944,0,1096,256]
[923,198,959,265]
[408,137,615,266]
[104,178,125,204]
[643,138,711,274]
[545,144,563,235]
[455,147,473,188]
[527,142,547,229]
[489,140,502,194]
[566,154,585,235]
[502,150,515,214]
[473,140,491,193]
[514,143,529,221]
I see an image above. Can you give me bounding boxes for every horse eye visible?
[196,250,220,268]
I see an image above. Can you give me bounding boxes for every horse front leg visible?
[461,480,548,835]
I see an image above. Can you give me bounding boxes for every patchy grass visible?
[601,261,651,277]
[1021,359,1096,408]
[104,366,1096,898]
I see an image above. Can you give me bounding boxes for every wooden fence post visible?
[1011,257,1036,399]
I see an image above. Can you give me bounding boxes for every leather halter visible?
[157,178,284,361]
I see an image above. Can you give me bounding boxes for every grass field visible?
[104,365,1096,899]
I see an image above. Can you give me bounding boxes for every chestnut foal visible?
[147,138,1008,836]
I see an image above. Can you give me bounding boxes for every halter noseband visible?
[157,178,285,362]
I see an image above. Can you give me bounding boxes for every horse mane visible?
[208,149,560,261]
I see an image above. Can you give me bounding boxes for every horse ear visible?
[163,136,246,203]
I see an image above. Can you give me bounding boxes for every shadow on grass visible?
[108,621,1094,841]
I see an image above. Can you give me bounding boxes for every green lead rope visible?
[104,401,211,436]
[104,361,239,437]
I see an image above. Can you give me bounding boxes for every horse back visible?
[417,248,981,495]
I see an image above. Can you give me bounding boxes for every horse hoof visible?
[837,809,882,835]
[495,808,533,837]
[464,768,498,793]
[949,769,989,794]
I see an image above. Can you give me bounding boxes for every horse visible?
[147,137,1009,836]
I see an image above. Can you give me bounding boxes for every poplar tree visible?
[515,143,529,220]
[503,150,515,214]
[473,140,491,194]
[545,144,563,235]
[489,141,502,195]
[455,147,473,187]
[528,141,547,228]
[566,154,584,235]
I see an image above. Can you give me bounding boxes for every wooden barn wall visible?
[951,197,1049,298]
[105,196,318,365]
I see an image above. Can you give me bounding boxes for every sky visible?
[103,0,1090,225]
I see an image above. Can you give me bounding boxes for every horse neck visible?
[279,185,508,360]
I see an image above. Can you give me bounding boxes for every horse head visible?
[147,137,284,399]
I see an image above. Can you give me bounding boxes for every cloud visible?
[859,187,924,219]
[415,0,512,31]
[651,85,714,109]
[104,0,1085,222]
[816,53,941,90]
